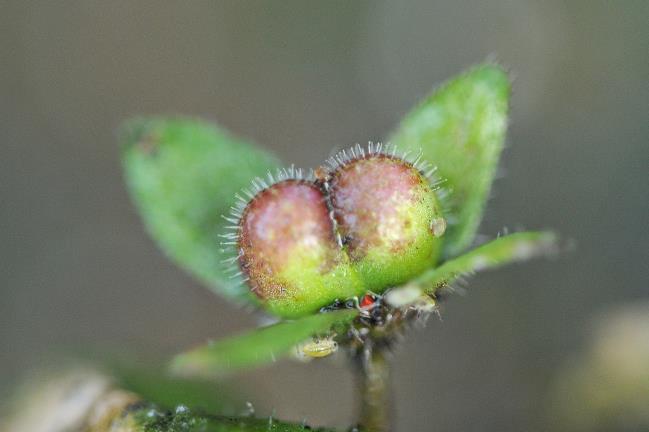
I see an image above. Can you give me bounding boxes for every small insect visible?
[412,295,437,314]
[319,298,344,313]
[359,293,378,309]
[295,336,338,359]
[348,293,381,319]
[384,284,437,316]
[344,298,357,309]
[384,284,424,308]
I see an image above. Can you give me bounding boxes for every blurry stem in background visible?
[1,367,339,431]
[356,342,391,432]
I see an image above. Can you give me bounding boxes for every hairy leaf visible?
[171,309,357,378]
[390,63,511,257]
[121,117,280,303]
[415,231,557,294]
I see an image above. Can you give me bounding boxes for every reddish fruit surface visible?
[329,153,444,291]
[236,152,446,317]
[238,179,362,317]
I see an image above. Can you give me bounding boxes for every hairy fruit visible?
[234,146,446,318]
[237,179,363,317]
[328,149,445,291]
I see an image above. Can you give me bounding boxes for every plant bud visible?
[328,149,445,291]
[237,179,362,318]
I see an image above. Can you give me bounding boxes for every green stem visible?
[356,342,391,432]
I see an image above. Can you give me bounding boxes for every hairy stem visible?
[356,342,391,432]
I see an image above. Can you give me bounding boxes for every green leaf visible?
[390,63,511,257]
[111,363,238,414]
[415,231,557,294]
[120,117,280,302]
[171,309,357,378]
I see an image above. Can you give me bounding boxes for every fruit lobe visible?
[238,179,363,317]
[329,154,444,291]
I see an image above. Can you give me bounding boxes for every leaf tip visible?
[469,60,512,95]
[118,116,160,157]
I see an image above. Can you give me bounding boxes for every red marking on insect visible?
[360,294,377,309]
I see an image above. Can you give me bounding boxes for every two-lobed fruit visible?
[236,151,445,318]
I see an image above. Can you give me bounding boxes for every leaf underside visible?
[120,117,280,303]
[171,309,358,378]
[390,63,511,258]
[416,231,557,294]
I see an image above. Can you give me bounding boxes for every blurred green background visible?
[1,1,647,431]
